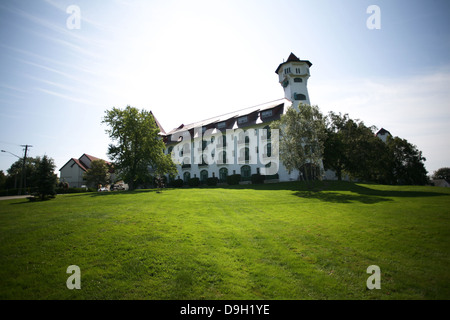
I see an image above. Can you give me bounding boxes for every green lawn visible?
[0,181,449,300]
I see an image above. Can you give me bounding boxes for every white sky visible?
[0,0,449,175]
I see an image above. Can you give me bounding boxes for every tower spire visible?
[275,53,312,110]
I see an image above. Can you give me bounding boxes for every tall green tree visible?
[385,136,428,185]
[323,112,349,181]
[83,159,111,189]
[32,155,57,200]
[271,104,326,183]
[324,112,386,182]
[0,170,6,190]
[6,156,41,190]
[102,106,177,190]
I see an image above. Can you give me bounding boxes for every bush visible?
[188,177,200,187]
[206,177,219,186]
[265,173,279,180]
[0,188,21,197]
[226,174,241,185]
[251,174,265,184]
[55,187,94,194]
[170,178,184,188]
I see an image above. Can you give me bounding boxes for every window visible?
[219,151,227,164]
[295,67,301,74]
[261,110,273,118]
[294,78,303,83]
[239,147,250,163]
[241,165,251,180]
[219,168,228,182]
[199,154,208,167]
[238,116,248,124]
[183,172,191,183]
[217,135,226,148]
[284,67,291,74]
[217,122,226,129]
[264,143,272,157]
[200,170,208,183]
[294,93,306,101]
[262,126,271,140]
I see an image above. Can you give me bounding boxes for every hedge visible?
[226,174,241,185]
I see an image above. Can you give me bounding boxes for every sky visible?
[0,0,449,176]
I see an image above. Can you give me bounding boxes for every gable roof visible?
[59,158,88,172]
[59,154,111,172]
[150,111,166,135]
[165,98,292,137]
[376,128,391,136]
[275,52,313,74]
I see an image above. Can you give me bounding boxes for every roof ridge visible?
[168,98,288,133]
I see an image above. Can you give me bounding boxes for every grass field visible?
[0,181,449,300]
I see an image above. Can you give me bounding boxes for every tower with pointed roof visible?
[275,53,312,110]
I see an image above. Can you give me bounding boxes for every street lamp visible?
[1,150,21,159]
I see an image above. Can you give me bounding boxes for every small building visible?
[431,179,450,188]
[376,128,391,142]
[59,154,113,188]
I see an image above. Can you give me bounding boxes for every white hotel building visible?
[158,53,335,184]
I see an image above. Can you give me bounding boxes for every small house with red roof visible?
[59,153,114,188]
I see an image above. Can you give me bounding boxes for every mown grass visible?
[0,181,449,300]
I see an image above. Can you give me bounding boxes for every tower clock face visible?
[282,79,289,88]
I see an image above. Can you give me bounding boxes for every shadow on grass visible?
[40,181,449,205]
[64,188,163,198]
[218,180,449,204]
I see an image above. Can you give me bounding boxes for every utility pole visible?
[19,145,32,195]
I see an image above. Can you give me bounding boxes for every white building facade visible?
[160,53,336,184]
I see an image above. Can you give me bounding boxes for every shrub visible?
[55,187,93,194]
[226,174,241,185]
[188,177,200,187]
[171,179,184,188]
[251,174,265,184]
[264,173,279,180]
[206,177,219,186]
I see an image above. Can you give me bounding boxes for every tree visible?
[385,136,428,185]
[0,170,6,190]
[102,106,177,190]
[271,104,326,184]
[324,112,386,182]
[432,167,450,180]
[32,155,57,200]
[5,156,41,190]
[323,112,349,181]
[83,159,111,189]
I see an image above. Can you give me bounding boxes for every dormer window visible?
[261,110,273,118]
[217,121,226,129]
[238,116,248,124]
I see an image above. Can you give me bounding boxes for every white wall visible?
[60,160,86,188]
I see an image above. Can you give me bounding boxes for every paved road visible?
[0,195,30,201]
